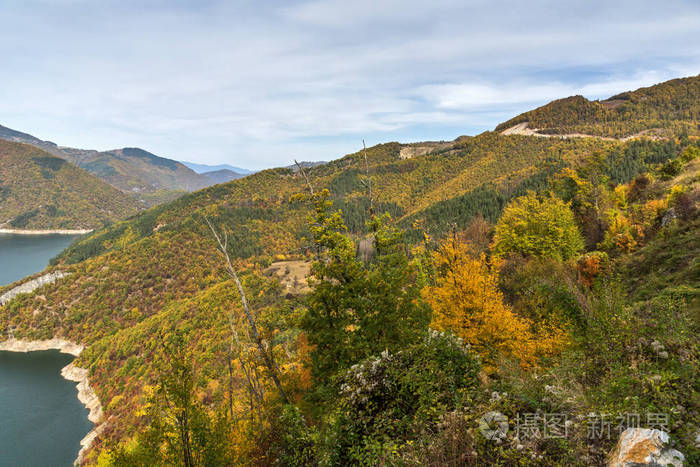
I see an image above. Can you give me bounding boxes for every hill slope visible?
[496,74,700,138]
[0,140,139,230]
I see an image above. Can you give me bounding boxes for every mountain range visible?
[181,161,254,175]
[0,124,254,209]
[0,74,698,465]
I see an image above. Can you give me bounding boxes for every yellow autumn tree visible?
[424,239,567,370]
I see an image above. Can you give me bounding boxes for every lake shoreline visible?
[1,271,70,305]
[0,338,105,466]
[0,228,93,235]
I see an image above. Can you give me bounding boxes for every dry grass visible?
[264,260,312,295]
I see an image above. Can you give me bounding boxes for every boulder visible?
[661,207,677,226]
[608,428,684,467]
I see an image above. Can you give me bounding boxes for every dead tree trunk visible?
[360,139,374,217]
[206,218,289,404]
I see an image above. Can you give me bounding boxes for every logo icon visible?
[479,411,509,442]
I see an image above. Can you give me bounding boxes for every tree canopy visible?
[492,192,584,261]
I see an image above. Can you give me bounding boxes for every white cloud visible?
[418,68,700,112]
[0,0,698,168]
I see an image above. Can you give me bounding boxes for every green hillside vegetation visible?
[0,76,698,465]
[51,133,621,267]
[0,140,139,230]
[496,74,700,138]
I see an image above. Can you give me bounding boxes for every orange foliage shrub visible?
[576,251,609,287]
[600,210,644,253]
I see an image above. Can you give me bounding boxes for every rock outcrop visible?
[61,362,107,465]
[0,228,92,235]
[0,271,69,306]
[61,363,103,424]
[0,337,83,356]
[608,428,684,467]
[398,142,452,159]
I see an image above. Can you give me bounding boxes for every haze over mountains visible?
[180,162,251,185]
[181,161,254,175]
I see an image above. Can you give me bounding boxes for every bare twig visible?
[360,139,374,216]
[225,347,235,420]
[294,159,315,196]
[230,334,264,430]
[205,217,289,404]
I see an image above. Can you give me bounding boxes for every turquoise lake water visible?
[0,233,91,466]
[0,350,93,466]
[0,233,79,287]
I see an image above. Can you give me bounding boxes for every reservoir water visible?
[0,233,79,286]
[0,233,90,466]
[0,351,93,466]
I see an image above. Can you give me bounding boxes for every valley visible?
[0,75,698,466]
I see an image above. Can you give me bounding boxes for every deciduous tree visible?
[425,239,567,369]
[492,192,584,261]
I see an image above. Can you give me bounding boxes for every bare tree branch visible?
[294,159,315,196]
[205,217,289,404]
[360,139,374,216]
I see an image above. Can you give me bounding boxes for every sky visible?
[1,0,699,170]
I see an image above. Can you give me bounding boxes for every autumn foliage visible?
[492,192,584,261]
[424,239,568,369]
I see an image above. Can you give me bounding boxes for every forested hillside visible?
[496,74,700,138]
[0,124,217,206]
[0,140,139,230]
[0,76,698,466]
[60,147,212,201]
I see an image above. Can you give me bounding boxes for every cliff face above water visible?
[0,272,69,306]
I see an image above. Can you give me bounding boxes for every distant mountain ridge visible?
[0,125,223,205]
[201,169,246,185]
[181,161,254,175]
[0,124,66,156]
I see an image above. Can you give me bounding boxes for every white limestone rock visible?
[608,428,684,467]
